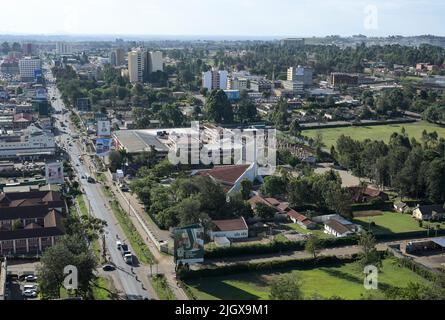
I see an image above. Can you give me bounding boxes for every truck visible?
[119,244,133,265]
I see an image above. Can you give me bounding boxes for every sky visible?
[0,0,444,38]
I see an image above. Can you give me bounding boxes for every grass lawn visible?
[353,211,445,235]
[185,258,430,300]
[303,121,445,149]
[152,275,176,300]
[77,195,89,216]
[285,223,333,239]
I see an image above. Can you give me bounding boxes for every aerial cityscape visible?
[1,0,445,310]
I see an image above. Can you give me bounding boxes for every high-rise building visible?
[148,51,163,73]
[19,57,41,82]
[128,48,145,83]
[56,42,72,55]
[22,43,36,56]
[110,48,126,66]
[202,68,228,90]
[287,66,313,88]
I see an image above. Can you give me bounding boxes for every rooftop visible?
[212,217,248,232]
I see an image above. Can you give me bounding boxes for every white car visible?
[116,240,122,250]
[25,275,37,282]
[23,289,37,298]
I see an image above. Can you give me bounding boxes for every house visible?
[0,191,66,255]
[209,217,249,240]
[248,195,282,212]
[348,186,389,203]
[394,201,409,213]
[198,164,256,194]
[287,210,316,230]
[324,219,358,238]
[412,205,445,221]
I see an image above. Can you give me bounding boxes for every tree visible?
[240,179,253,200]
[261,176,286,197]
[236,90,257,123]
[255,203,276,220]
[289,119,302,137]
[1,42,10,54]
[269,273,303,300]
[271,98,289,129]
[305,234,321,259]
[37,235,97,299]
[204,90,234,124]
[108,150,122,172]
[358,231,381,268]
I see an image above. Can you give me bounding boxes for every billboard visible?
[45,162,64,184]
[97,120,111,137]
[96,138,112,156]
[173,224,204,265]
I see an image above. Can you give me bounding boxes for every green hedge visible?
[179,255,358,280]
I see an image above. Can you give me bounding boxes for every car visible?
[23,289,37,298]
[102,264,116,272]
[116,240,122,250]
[25,275,37,282]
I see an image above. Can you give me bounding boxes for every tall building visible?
[110,48,126,66]
[18,57,41,82]
[287,66,313,87]
[22,43,36,56]
[148,51,163,73]
[128,48,145,83]
[202,68,228,90]
[56,42,72,55]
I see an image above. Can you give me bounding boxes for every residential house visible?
[324,219,357,238]
[412,205,445,221]
[348,186,389,203]
[287,210,316,230]
[209,217,249,240]
[394,201,409,213]
[198,164,256,194]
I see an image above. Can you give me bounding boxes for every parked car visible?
[102,264,116,272]
[23,289,37,298]
[25,275,37,282]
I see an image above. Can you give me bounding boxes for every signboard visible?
[34,69,43,80]
[173,224,205,265]
[96,138,111,156]
[45,162,64,184]
[97,120,111,137]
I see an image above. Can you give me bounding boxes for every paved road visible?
[45,67,152,300]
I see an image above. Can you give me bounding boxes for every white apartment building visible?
[56,42,73,55]
[18,57,41,82]
[149,51,163,73]
[202,68,228,90]
[0,124,55,159]
[128,48,145,83]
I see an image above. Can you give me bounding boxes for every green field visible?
[185,258,430,300]
[303,121,445,149]
[354,211,445,235]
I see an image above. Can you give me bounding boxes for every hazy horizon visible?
[0,0,444,38]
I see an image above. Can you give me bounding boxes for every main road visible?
[45,67,151,300]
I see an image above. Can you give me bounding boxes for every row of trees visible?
[261,170,352,218]
[334,129,445,203]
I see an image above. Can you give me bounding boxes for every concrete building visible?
[128,48,145,83]
[22,43,36,56]
[202,68,228,90]
[148,51,163,73]
[287,66,313,87]
[329,72,359,87]
[0,60,19,75]
[110,48,126,67]
[18,57,41,82]
[209,217,249,240]
[0,124,55,160]
[56,42,72,55]
[282,80,304,94]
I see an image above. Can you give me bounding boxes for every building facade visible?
[18,57,41,82]
[202,68,228,90]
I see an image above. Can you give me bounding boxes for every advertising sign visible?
[173,224,205,265]
[45,162,64,184]
[96,138,111,156]
[97,120,111,137]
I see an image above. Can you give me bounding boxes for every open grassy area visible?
[285,223,333,239]
[152,275,176,300]
[354,211,445,235]
[303,121,445,149]
[185,258,431,300]
[91,276,113,300]
[77,195,89,216]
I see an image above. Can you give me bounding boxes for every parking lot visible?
[6,260,40,300]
